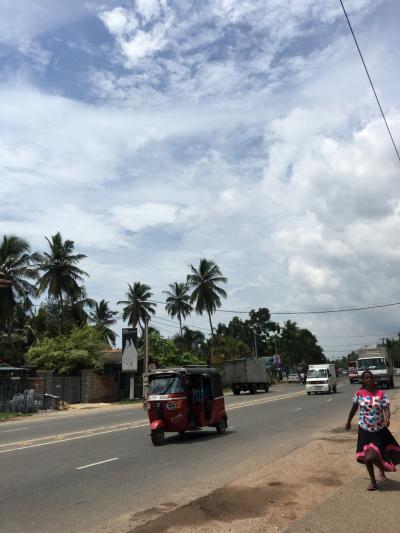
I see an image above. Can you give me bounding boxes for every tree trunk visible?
[58,293,63,336]
[207,308,214,367]
[178,311,182,336]
[207,308,214,338]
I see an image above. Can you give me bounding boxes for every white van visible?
[306,364,337,395]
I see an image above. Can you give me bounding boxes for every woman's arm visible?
[384,406,391,427]
[345,404,358,430]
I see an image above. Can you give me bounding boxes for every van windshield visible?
[357,358,386,370]
[148,376,184,394]
[307,369,327,379]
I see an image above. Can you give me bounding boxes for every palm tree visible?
[36,232,88,334]
[163,282,193,336]
[117,282,156,332]
[0,235,39,342]
[89,299,118,346]
[187,258,227,338]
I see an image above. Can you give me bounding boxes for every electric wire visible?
[339,0,400,163]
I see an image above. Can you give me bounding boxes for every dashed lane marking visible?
[76,457,119,470]
[1,427,31,433]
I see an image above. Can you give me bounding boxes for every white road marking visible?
[76,457,119,470]
[326,399,333,402]
[294,408,303,412]
[1,427,30,433]
[0,422,148,454]
[0,382,352,455]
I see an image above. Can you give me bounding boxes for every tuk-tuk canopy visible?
[149,366,223,398]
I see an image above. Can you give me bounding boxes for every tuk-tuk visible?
[143,366,228,445]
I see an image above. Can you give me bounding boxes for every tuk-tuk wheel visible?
[151,429,165,446]
[216,418,227,435]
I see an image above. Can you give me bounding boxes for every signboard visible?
[273,354,281,368]
[122,328,138,371]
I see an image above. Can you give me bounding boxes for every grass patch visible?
[0,412,34,422]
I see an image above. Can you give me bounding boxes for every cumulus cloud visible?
[100,2,172,66]
[1,0,399,354]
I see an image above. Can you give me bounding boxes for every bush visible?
[26,326,107,374]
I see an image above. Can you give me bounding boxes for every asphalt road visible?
[0,378,360,532]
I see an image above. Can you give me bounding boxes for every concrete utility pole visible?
[253,329,258,358]
[143,313,150,398]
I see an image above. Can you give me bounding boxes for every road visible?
[0,378,358,532]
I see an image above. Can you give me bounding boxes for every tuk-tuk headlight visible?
[143,401,151,411]
[166,401,177,411]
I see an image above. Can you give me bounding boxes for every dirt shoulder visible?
[123,390,400,533]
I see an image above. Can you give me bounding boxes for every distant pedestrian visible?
[345,370,400,490]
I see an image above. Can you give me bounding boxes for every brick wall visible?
[81,369,117,403]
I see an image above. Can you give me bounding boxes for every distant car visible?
[287,373,300,383]
[348,367,358,384]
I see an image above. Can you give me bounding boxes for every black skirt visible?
[356,426,400,472]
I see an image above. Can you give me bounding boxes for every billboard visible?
[121,328,138,371]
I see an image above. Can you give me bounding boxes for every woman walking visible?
[345,370,400,490]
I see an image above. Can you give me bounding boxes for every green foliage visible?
[117,282,156,331]
[173,326,206,357]
[149,331,203,368]
[213,334,252,360]
[26,326,107,374]
[277,320,326,371]
[187,258,227,336]
[163,282,193,335]
[216,308,279,358]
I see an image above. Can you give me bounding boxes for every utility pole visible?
[253,329,258,358]
[143,313,150,398]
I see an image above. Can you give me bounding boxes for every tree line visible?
[1,233,327,373]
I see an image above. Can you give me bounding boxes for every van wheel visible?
[216,418,227,435]
[307,392,311,395]
[333,385,337,393]
[264,384,269,393]
[233,388,240,395]
[390,377,395,389]
[151,429,165,446]
[249,384,256,394]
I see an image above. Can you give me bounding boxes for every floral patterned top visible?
[353,388,389,432]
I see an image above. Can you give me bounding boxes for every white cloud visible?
[1,0,400,355]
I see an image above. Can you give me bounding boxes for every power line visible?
[339,0,400,164]
[133,298,400,316]
[215,301,400,315]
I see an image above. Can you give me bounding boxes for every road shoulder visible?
[122,389,400,533]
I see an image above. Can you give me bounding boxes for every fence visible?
[0,373,82,413]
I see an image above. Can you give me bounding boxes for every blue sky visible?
[1,0,400,358]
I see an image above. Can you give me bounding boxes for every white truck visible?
[223,358,271,395]
[357,346,394,389]
[306,363,337,395]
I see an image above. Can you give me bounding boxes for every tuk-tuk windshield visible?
[148,375,184,394]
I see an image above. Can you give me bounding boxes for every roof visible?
[0,363,28,372]
[101,350,122,365]
[150,366,219,376]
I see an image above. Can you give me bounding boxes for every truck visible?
[223,358,271,395]
[306,363,337,395]
[357,346,394,388]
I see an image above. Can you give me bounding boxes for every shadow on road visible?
[379,479,400,492]
[163,429,236,446]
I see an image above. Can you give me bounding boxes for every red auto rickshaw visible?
[143,366,228,445]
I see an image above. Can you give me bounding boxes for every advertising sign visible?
[273,354,281,368]
[122,328,138,371]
